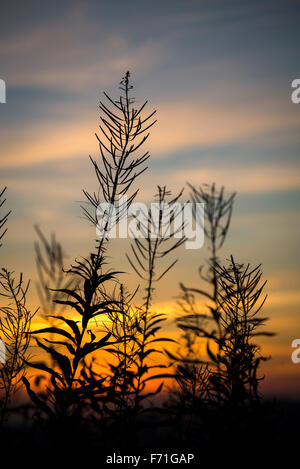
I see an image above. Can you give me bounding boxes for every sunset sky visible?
[1,0,300,397]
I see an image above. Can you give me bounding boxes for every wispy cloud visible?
[167,165,300,193]
[1,90,299,171]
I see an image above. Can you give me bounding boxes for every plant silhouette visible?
[21,71,158,446]
[167,183,275,442]
[92,185,186,447]
[0,76,281,448]
[0,189,36,430]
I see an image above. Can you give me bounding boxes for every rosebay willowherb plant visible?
[126,185,186,411]
[0,191,36,428]
[168,183,275,443]
[82,70,156,232]
[163,183,235,442]
[22,72,157,444]
[34,226,77,372]
[0,269,36,427]
[34,225,74,319]
[87,282,141,446]
[170,184,236,405]
[102,283,140,414]
[176,184,273,405]
[85,186,186,448]
[23,252,120,429]
[207,256,274,404]
[186,182,236,304]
